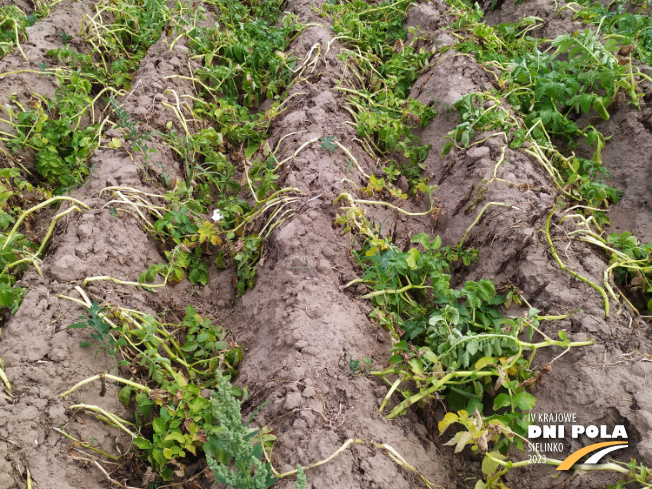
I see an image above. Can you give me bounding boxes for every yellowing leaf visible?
[499,356,518,376]
[422,349,439,364]
[487,419,507,428]
[481,452,502,477]
[406,248,420,269]
[475,357,496,370]
[164,431,186,443]
[408,358,423,376]
[438,412,459,434]
[109,137,122,149]
[365,246,380,256]
[444,430,473,453]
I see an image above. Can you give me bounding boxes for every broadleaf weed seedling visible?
[319,135,337,163]
[67,301,127,373]
[348,356,360,373]
[58,29,72,45]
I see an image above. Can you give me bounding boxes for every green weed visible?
[205,371,276,489]
[67,301,126,373]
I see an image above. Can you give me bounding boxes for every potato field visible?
[0,0,652,487]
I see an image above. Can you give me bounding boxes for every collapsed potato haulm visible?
[0,0,651,487]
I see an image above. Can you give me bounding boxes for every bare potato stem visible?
[459,201,521,246]
[60,372,150,398]
[68,404,138,438]
[543,198,610,317]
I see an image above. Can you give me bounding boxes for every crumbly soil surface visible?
[1,0,652,488]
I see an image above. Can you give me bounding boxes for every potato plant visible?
[0,196,88,312]
[344,220,590,444]
[438,0,652,231]
[0,0,173,311]
[0,5,32,61]
[127,0,305,294]
[569,0,652,66]
[61,295,265,484]
[321,0,438,189]
[3,0,170,192]
[0,0,58,61]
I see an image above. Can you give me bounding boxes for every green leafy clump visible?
[164,127,247,215]
[450,2,539,64]
[438,0,650,225]
[180,306,242,370]
[0,5,33,60]
[125,308,245,481]
[441,92,622,225]
[205,371,276,489]
[0,237,31,313]
[5,0,170,193]
[69,302,245,482]
[354,235,536,440]
[340,212,591,450]
[7,83,100,192]
[0,168,47,231]
[0,171,53,312]
[350,89,436,182]
[323,0,410,56]
[137,188,217,287]
[48,0,170,90]
[189,2,299,109]
[175,0,301,207]
[0,195,84,314]
[571,0,652,66]
[133,181,266,293]
[606,232,652,311]
[504,29,644,142]
[232,235,264,295]
[440,92,516,155]
[444,18,636,154]
[135,0,304,296]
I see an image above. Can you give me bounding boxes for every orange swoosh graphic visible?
[557,441,628,470]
